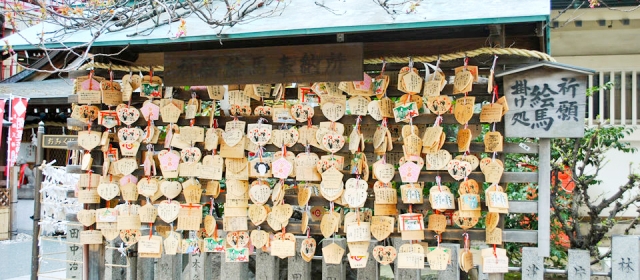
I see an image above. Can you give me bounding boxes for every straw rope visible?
[78,47,554,72]
[78,63,164,72]
[363,47,556,64]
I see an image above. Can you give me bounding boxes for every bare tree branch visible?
[3,0,289,74]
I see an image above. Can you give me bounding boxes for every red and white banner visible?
[6,97,29,173]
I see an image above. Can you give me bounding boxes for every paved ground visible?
[10,199,36,234]
[0,200,66,280]
[4,270,66,280]
[0,234,67,279]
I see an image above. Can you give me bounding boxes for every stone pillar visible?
[154,254,182,280]
[255,249,280,280]
[392,238,421,280]
[204,252,222,279]
[66,224,83,279]
[611,235,640,280]
[136,257,155,280]
[567,249,590,280]
[521,247,544,280]
[220,255,249,279]
[437,243,460,280]
[188,253,206,280]
[470,244,489,280]
[323,238,347,280]
[356,240,379,280]
[288,237,312,280]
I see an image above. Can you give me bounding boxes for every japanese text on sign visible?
[43,135,78,149]
[504,68,587,138]
[164,43,363,86]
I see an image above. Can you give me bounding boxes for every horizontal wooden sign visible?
[163,43,363,86]
[43,135,77,149]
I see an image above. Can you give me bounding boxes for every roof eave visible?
[495,61,596,77]
[8,15,549,51]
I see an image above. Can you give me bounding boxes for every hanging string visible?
[209,197,214,216]
[88,70,94,90]
[86,170,93,191]
[490,55,499,73]
[434,55,441,79]
[434,115,443,126]
[148,222,153,239]
[408,56,414,71]
[462,232,470,251]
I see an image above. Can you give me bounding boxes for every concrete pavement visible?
[0,199,66,280]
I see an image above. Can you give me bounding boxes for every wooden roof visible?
[0,79,72,103]
[496,61,595,77]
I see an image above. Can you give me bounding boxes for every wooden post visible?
[323,238,347,280]
[538,138,551,257]
[30,121,44,280]
[356,240,379,280]
[9,166,18,240]
[567,249,590,280]
[521,247,543,280]
[288,236,312,280]
[88,243,105,279]
[127,248,137,280]
[255,249,280,280]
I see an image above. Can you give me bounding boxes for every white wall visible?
[586,135,640,217]
[551,7,640,217]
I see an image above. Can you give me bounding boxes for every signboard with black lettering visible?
[498,63,593,138]
[163,43,363,86]
[43,135,78,149]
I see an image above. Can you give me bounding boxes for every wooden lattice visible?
[0,189,10,207]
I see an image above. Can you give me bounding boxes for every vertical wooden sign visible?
[499,63,593,138]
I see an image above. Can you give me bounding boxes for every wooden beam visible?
[538,138,551,257]
[163,43,364,86]
[208,220,539,243]
[488,24,506,48]
[362,36,539,60]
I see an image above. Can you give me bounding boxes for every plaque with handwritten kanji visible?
[501,64,591,138]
